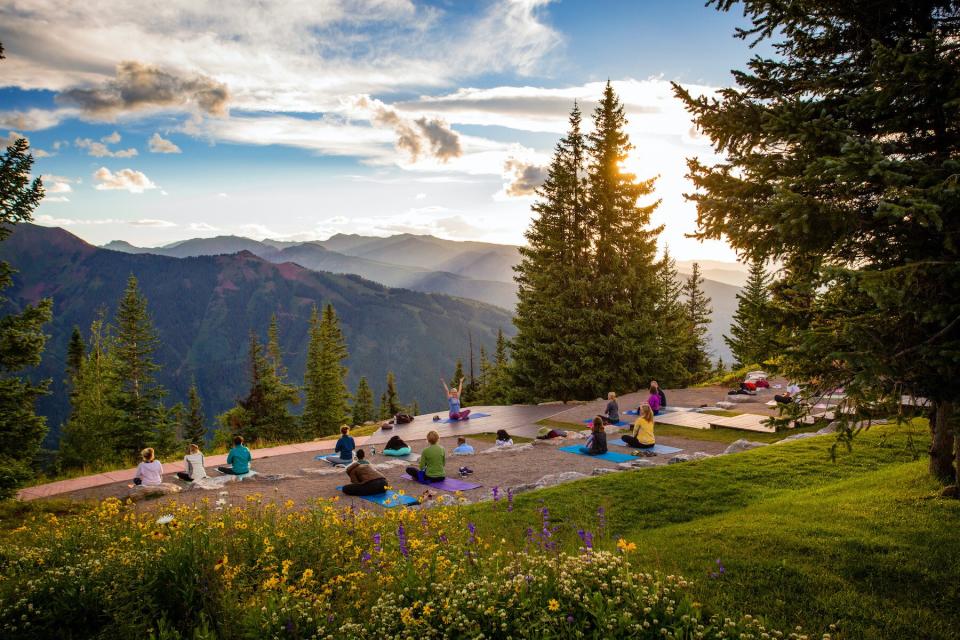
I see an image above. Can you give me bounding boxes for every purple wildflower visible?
[492,486,500,502]
[372,532,381,553]
[397,523,409,558]
[577,529,594,551]
[438,533,448,545]
[567,615,574,624]
[467,521,477,545]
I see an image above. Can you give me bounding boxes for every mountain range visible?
[104,234,746,363]
[2,225,515,446]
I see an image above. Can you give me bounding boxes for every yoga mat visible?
[582,418,631,427]
[336,487,417,508]
[402,476,482,491]
[625,409,639,416]
[434,412,491,425]
[558,445,635,463]
[316,454,353,465]
[608,440,682,454]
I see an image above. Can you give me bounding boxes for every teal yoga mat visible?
[336,486,417,507]
[608,440,681,454]
[558,445,635,463]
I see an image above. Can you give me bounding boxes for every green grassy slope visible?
[468,421,959,640]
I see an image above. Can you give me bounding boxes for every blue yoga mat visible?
[336,486,418,508]
[582,418,630,427]
[625,409,639,416]
[316,454,353,465]
[558,445,635,463]
[435,412,491,425]
[608,440,681,454]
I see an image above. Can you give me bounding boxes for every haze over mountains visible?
[105,233,745,362]
[2,225,514,446]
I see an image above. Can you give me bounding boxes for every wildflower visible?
[492,486,499,502]
[467,522,477,545]
[214,555,228,571]
[373,532,382,553]
[301,568,314,582]
[156,514,174,525]
[548,599,560,612]
[616,538,637,553]
[397,523,409,558]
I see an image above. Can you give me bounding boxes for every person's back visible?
[452,437,475,455]
[137,460,163,485]
[227,444,251,474]
[647,392,661,414]
[184,452,207,480]
[632,416,655,446]
[605,395,619,422]
[420,443,446,478]
[588,429,607,455]
[335,428,356,461]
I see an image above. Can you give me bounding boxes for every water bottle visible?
[371,446,376,456]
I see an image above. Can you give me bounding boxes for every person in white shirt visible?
[133,447,163,486]
[176,444,207,482]
[494,429,514,447]
[775,383,802,404]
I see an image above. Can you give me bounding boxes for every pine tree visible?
[228,330,297,442]
[674,2,960,482]
[476,345,492,404]
[154,403,182,459]
[681,263,712,383]
[0,128,52,496]
[351,376,374,425]
[111,275,167,460]
[648,247,691,388]
[183,384,206,445]
[66,326,84,385]
[385,371,401,416]
[59,316,122,469]
[485,329,511,405]
[314,304,350,435]
[302,305,324,435]
[512,103,591,401]
[377,392,389,420]
[725,259,775,368]
[585,81,663,395]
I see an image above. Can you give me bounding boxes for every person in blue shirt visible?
[217,436,252,475]
[441,376,471,421]
[452,436,475,455]
[334,426,356,462]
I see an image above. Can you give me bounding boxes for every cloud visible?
[35,214,123,226]
[189,222,219,232]
[57,61,230,120]
[44,196,70,203]
[0,108,77,131]
[356,96,462,163]
[502,156,548,196]
[130,218,177,228]
[76,132,138,157]
[93,167,158,193]
[237,223,278,239]
[148,132,181,153]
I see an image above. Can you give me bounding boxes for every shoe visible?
[462,467,474,475]
[433,415,440,421]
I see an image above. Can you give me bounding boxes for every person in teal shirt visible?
[218,436,252,475]
[406,430,446,482]
[334,426,356,462]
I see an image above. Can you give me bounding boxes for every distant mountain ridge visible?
[2,225,514,446]
[104,233,744,362]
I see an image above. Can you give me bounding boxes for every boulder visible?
[725,394,755,403]
[722,439,769,455]
[617,459,655,470]
[510,482,540,495]
[479,443,534,455]
[535,471,589,488]
[715,401,736,410]
[667,454,692,464]
[127,482,181,501]
[690,452,714,460]
[591,467,621,476]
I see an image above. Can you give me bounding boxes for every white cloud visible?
[217,192,228,198]
[501,156,548,197]
[130,218,177,227]
[237,223,278,239]
[149,132,182,153]
[93,167,158,193]
[189,222,219,232]
[76,132,138,157]
[415,192,427,200]
[44,196,70,203]
[0,108,78,131]
[354,95,462,163]
[35,214,123,226]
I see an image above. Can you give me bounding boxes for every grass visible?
[317,422,383,440]
[467,420,958,639]
[700,408,742,417]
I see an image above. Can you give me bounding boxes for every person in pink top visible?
[647,383,662,415]
[133,447,163,486]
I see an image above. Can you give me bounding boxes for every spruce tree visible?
[230,330,297,442]
[302,305,324,435]
[486,329,511,405]
[724,259,774,367]
[681,263,713,383]
[59,316,122,469]
[385,371,401,416]
[674,1,960,481]
[585,81,662,394]
[183,384,206,445]
[512,103,591,401]
[648,247,689,388]
[352,376,373,425]
[0,128,51,496]
[476,345,492,405]
[314,303,350,435]
[154,403,182,458]
[66,326,84,384]
[377,392,389,420]
[111,275,167,460]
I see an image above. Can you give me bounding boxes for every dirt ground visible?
[58,431,730,513]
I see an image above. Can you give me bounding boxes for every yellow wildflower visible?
[548,599,560,612]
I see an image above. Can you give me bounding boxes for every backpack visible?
[395,413,414,424]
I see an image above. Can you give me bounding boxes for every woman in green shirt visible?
[406,430,446,482]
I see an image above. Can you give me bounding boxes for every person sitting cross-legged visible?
[217,436,252,475]
[406,430,446,482]
[176,443,208,482]
[383,435,412,457]
[580,417,608,456]
[622,403,656,449]
[342,449,388,496]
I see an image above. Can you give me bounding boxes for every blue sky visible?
[0,0,767,260]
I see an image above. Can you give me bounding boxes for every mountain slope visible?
[2,225,514,445]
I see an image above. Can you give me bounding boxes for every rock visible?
[715,401,736,410]
[510,483,539,495]
[535,471,589,488]
[722,439,769,455]
[725,394,755,403]
[690,452,714,460]
[821,418,887,435]
[259,473,303,481]
[479,443,534,455]
[939,485,959,499]
[617,459,655,469]
[667,454,692,464]
[127,482,181,501]
[591,467,621,476]
[301,467,343,476]
[775,432,820,444]
[190,471,260,490]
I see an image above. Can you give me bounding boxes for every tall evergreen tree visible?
[648,247,690,388]
[66,326,84,384]
[377,392,389,420]
[385,371,401,416]
[351,376,374,425]
[485,329,512,405]
[302,305,324,436]
[476,345,492,404]
[111,275,166,459]
[59,316,122,469]
[314,303,350,435]
[681,263,713,383]
[183,384,206,445]
[725,259,774,367]
[512,103,591,401]
[674,1,960,482]
[228,330,297,442]
[0,121,51,496]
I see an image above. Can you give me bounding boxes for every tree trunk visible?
[929,400,956,483]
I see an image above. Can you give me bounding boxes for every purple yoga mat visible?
[402,476,482,491]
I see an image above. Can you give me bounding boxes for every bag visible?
[395,413,414,424]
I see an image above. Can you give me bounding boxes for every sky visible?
[0,0,768,261]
